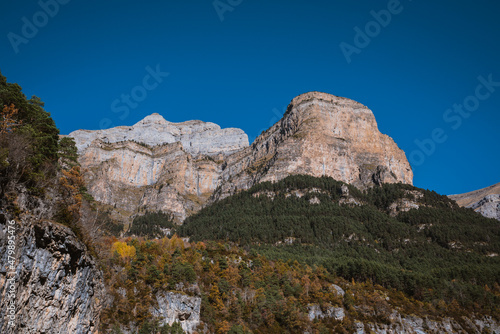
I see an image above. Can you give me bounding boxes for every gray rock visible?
[331,284,345,297]
[0,217,104,334]
[307,304,345,321]
[449,182,500,221]
[69,113,249,156]
[152,291,202,333]
[468,194,500,221]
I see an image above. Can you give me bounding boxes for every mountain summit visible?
[216,92,413,199]
[69,92,413,222]
[69,113,249,156]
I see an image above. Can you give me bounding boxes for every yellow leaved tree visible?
[111,241,136,259]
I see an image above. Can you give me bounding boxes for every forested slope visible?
[179,175,500,315]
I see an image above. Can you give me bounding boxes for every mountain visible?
[70,113,249,156]
[216,92,412,199]
[70,92,413,223]
[68,115,249,222]
[449,183,500,221]
[5,69,499,333]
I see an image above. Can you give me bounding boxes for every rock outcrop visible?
[152,291,201,333]
[69,115,247,223]
[469,194,500,220]
[449,182,500,221]
[215,92,412,199]
[307,302,500,334]
[0,215,105,334]
[70,92,413,222]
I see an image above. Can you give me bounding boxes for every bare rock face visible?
[0,216,105,334]
[70,115,247,223]
[71,93,413,222]
[307,303,500,334]
[469,194,500,220]
[75,137,227,223]
[152,291,201,333]
[216,92,412,199]
[449,183,500,221]
[70,113,249,156]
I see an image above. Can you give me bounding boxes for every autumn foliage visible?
[97,234,499,334]
[0,103,21,134]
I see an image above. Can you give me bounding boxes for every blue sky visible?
[1,0,499,195]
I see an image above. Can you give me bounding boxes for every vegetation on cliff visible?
[179,175,500,316]
[102,235,494,333]
[127,211,175,239]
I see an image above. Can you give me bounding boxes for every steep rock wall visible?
[216,92,413,199]
[0,216,105,334]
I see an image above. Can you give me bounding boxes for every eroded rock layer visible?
[449,182,500,221]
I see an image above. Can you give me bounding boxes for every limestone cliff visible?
[310,304,500,334]
[449,182,500,221]
[0,216,105,334]
[69,115,247,223]
[70,92,413,222]
[216,92,412,199]
[153,291,201,333]
[74,134,229,223]
[70,113,249,156]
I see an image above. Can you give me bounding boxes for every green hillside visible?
[179,175,500,313]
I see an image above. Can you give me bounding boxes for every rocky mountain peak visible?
[291,91,372,114]
[134,112,169,126]
[69,113,249,156]
[278,91,383,145]
[217,92,413,199]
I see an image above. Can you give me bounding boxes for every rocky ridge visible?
[69,113,249,156]
[449,182,500,221]
[307,303,500,334]
[70,92,413,223]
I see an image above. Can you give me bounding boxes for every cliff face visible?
[308,301,500,334]
[71,115,244,222]
[153,291,201,333]
[449,182,500,221]
[70,92,413,222]
[0,216,105,334]
[216,92,412,199]
[70,113,249,156]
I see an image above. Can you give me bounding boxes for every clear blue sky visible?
[1,0,499,195]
